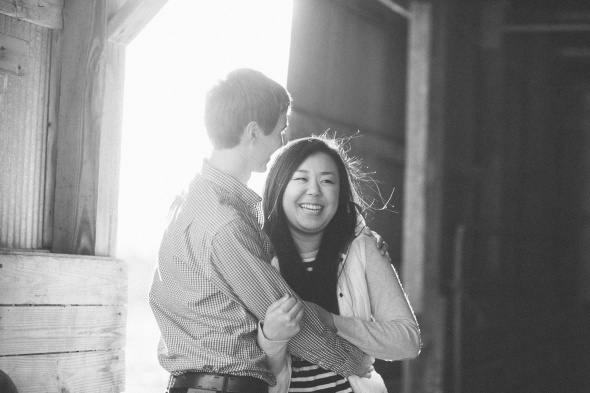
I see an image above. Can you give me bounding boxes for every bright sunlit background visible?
[117,1,293,391]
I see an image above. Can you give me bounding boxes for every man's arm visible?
[207,220,364,377]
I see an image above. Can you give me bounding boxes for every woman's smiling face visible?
[282,152,340,240]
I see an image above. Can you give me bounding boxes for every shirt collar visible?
[201,159,262,208]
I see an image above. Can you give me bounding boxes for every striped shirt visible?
[288,251,353,392]
[149,160,363,386]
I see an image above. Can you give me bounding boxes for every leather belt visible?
[169,372,267,393]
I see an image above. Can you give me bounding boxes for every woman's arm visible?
[331,241,421,360]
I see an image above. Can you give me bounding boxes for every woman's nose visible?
[306,180,321,196]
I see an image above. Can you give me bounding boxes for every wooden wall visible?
[0,251,127,392]
[0,1,146,391]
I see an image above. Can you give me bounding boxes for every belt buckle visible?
[196,374,226,391]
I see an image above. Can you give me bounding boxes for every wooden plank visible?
[0,251,127,305]
[0,306,126,356]
[107,0,170,45]
[0,31,28,76]
[42,29,62,249]
[0,0,63,29]
[51,0,107,255]
[0,350,125,393]
[95,41,126,257]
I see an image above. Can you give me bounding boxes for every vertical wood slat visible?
[95,41,125,257]
[0,15,51,250]
[51,0,107,255]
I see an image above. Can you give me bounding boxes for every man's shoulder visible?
[179,176,244,232]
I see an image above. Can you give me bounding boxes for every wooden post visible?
[402,1,448,392]
[51,0,107,255]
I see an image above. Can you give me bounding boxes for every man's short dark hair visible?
[204,68,291,149]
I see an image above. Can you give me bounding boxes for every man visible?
[149,69,372,393]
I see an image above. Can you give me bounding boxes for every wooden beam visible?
[0,251,128,305]
[0,350,125,393]
[0,0,63,29]
[107,0,170,45]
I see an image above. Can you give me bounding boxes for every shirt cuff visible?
[257,321,290,356]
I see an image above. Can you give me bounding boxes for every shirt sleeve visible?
[332,240,421,360]
[257,321,289,376]
[208,218,364,377]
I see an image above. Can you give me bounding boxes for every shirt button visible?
[339,293,343,297]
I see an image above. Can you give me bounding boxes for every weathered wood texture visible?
[51,0,107,255]
[402,2,447,393]
[95,41,126,257]
[0,251,127,392]
[107,0,169,45]
[0,31,27,75]
[43,29,62,249]
[0,306,126,355]
[0,252,127,305]
[0,350,125,393]
[0,15,52,250]
[0,0,63,29]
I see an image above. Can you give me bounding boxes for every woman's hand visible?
[363,226,389,257]
[262,294,305,341]
[305,301,337,333]
[354,353,375,378]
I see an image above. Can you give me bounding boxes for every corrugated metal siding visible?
[0,14,51,249]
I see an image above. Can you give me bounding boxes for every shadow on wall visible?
[0,370,18,393]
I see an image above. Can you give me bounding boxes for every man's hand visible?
[354,353,375,378]
[363,226,389,257]
[262,294,305,341]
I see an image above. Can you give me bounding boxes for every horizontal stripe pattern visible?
[289,355,352,392]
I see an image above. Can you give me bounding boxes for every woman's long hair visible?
[263,136,367,314]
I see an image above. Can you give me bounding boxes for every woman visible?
[257,136,421,393]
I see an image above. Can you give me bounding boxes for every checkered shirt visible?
[149,160,363,385]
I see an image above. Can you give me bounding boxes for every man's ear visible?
[245,121,262,143]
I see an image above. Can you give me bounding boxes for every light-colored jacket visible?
[258,233,420,392]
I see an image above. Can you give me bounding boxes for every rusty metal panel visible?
[0,14,51,249]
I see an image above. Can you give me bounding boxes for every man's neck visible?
[208,148,252,184]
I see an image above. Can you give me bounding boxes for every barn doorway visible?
[116,1,294,391]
